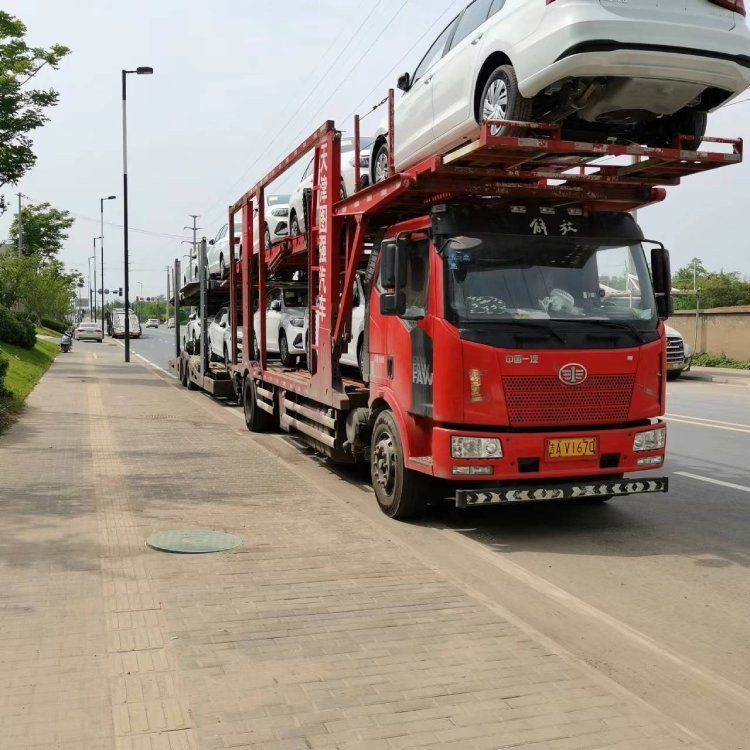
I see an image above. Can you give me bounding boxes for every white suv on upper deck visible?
[370,0,750,182]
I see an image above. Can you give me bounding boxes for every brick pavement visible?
[0,345,706,749]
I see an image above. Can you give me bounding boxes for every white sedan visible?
[253,286,308,366]
[207,194,291,278]
[370,0,750,183]
[289,137,373,236]
[207,306,243,363]
[74,322,103,342]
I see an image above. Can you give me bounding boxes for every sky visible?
[2,0,750,299]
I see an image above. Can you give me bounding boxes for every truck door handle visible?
[471,34,483,45]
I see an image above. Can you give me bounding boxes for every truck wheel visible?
[667,371,683,381]
[243,377,273,432]
[180,362,188,388]
[186,365,197,391]
[479,65,532,136]
[371,410,428,520]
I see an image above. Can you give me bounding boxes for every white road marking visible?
[112,339,178,379]
[676,472,750,494]
[664,415,750,434]
[667,413,750,429]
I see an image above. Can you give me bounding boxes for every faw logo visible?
[413,359,434,387]
[559,363,588,386]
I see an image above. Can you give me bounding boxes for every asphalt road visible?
[123,325,180,374]
[111,327,750,746]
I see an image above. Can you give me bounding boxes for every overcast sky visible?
[2,0,749,298]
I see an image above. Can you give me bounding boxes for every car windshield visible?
[444,234,657,327]
[283,289,308,307]
[267,194,289,205]
[341,137,374,153]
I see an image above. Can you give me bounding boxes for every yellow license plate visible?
[546,437,599,461]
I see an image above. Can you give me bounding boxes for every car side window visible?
[412,18,457,84]
[303,158,314,180]
[450,0,493,50]
[267,289,281,310]
[489,0,506,16]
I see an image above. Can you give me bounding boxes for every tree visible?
[8,202,74,259]
[0,12,70,190]
[0,252,79,321]
[673,258,750,310]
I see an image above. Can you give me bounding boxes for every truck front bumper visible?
[457,477,668,509]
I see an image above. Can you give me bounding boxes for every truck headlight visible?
[451,436,502,460]
[290,318,304,328]
[633,427,666,452]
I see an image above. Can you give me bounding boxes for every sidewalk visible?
[684,366,750,386]
[0,344,704,750]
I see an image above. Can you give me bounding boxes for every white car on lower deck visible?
[370,0,750,182]
[253,286,308,367]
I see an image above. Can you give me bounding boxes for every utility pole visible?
[185,215,202,282]
[17,193,23,254]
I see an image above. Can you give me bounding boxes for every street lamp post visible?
[122,65,153,363]
[100,195,116,330]
[88,254,96,321]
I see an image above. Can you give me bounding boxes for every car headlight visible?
[349,155,370,168]
[271,208,289,217]
[290,318,304,328]
[451,436,502,460]
[684,341,693,358]
[633,427,666,452]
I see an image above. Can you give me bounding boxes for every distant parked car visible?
[74,322,103,342]
[370,0,750,184]
[146,318,159,329]
[666,325,693,381]
[289,136,374,236]
[254,286,307,366]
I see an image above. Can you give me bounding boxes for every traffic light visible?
[118,288,123,296]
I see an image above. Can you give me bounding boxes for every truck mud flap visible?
[456,478,669,508]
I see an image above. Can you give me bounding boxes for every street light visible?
[100,195,116,329]
[88,254,96,321]
[122,65,153,363]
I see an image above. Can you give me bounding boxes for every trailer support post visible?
[200,238,209,376]
[241,199,254,370]
[174,259,181,358]
[228,207,237,366]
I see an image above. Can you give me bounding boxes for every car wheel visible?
[265,225,271,249]
[371,410,429,520]
[357,338,365,376]
[223,345,230,366]
[480,65,532,137]
[290,212,300,237]
[253,337,261,362]
[373,141,390,184]
[279,332,294,367]
[219,254,226,277]
[672,110,708,151]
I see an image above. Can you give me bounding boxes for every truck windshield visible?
[444,234,657,328]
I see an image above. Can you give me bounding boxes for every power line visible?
[201,0,388,224]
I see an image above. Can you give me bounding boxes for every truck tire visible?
[243,377,273,433]
[371,410,428,520]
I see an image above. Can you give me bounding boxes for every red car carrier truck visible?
[180,111,742,520]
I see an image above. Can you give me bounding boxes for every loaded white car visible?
[370,0,750,182]
[253,286,308,366]
[207,193,291,278]
[207,306,243,363]
[289,136,374,236]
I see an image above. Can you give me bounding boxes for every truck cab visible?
[367,204,670,516]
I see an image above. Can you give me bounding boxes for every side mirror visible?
[381,291,406,317]
[651,247,673,321]
[271,300,282,312]
[397,72,411,92]
[379,237,408,290]
[208,239,215,246]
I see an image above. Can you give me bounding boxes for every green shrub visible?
[0,305,36,349]
[691,352,750,371]
[0,354,8,397]
[40,317,67,334]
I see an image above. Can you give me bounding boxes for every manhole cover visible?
[146,530,241,554]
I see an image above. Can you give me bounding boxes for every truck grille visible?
[503,375,636,427]
[667,337,685,364]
